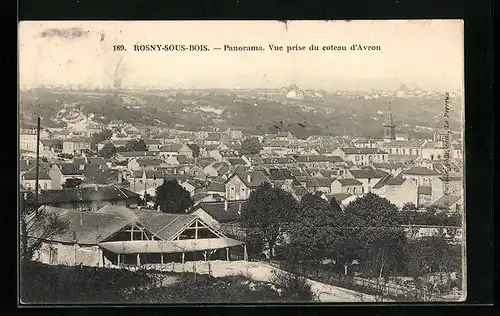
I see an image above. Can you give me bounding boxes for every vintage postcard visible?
[18,20,465,304]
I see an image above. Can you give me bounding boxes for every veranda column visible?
[243,244,248,261]
[226,247,229,261]
[137,254,141,266]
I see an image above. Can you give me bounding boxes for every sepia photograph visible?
[18,20,465,304]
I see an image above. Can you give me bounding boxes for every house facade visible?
[333,148,389,166]
[49,163,86,189]
[62,138,92,155]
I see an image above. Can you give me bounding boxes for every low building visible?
[21,167,52,191]
[49,163,86,190]
[333,148,389,166]
[39,185,141,211]
[330,178,363,195]
[28,205,247,267]
[224,171,269,201]
[62,138,92,155]
[190,200,246,239]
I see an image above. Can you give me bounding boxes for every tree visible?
[330,197,343,213]
[116,146,127,152]
[154,180,194,214]
[402,202,417,212]
[343,193,407,277]
[186,144,200,158]
[62,178,83,189]
[240,182,298,259]
[20,191,69,261]
[240,137,263,155]
[288,194,342,269]
[124,139,148,152]
[98,143,117,159]
[91,129,113,149]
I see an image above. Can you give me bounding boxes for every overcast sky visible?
[19,20,464,92]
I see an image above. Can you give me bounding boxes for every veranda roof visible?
[99,238,244,254]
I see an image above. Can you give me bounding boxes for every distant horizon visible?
[19,83,461,94]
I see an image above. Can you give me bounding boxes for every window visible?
[43,182,48,190]
[402,149,406,155]
[396,149,399,154]
[430,155,434,160]
[353,188,356,194]
[409,149,413,155]
[437,155,441,159]
[346,188,350,193]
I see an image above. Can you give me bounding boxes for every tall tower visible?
[383,103,396,141]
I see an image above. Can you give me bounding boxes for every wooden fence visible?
[268,260,435,302]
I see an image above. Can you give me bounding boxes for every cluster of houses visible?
[20,121,464,269]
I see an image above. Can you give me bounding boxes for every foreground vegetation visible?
[20,261,316,304]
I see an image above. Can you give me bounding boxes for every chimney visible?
[224,199,228,211]
[247,173,252,184]
[94,184,99,191]
[79,164,85,171]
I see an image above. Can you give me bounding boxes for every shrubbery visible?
[20,261,318,304]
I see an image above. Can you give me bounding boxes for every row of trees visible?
[239,184,462,280]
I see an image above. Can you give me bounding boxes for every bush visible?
[269,269,318,302]
[21,261,319,304]
[20,261,152,304]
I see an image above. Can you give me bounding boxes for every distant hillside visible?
[19,89,462,138]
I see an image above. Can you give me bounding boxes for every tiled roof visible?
[135,158,163,166]
[143,139,162,145]
[22,168,51,180]
[261,157,295,164]
[20,159,35,172]
[97,206,197,240]
[314,177,336,187]
[349,169,388,179]
[192,192,211,204]
[159,143,183,152]
[117,151,159,158]
[226,171,269,188]
[88,157,109,170]
[336,179,362,186]
[57,163,85,176]
[226,157,247,166]
[212,162,230,176]
[39,185,140,204]
[328,156,344,163]
[340,148,388,155]
[193,200,245,223]
[372,162,406,170]
[176,155,189,164]
[403,166,441,176]
[206,181,226,193]
[83,169,122,185]
[293,185,308,197]
[431,195,462,208]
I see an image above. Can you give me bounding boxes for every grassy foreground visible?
[20,261,316,304]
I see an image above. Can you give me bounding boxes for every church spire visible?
[383,103,396,141]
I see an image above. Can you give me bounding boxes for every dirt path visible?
[158,260,375,302]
